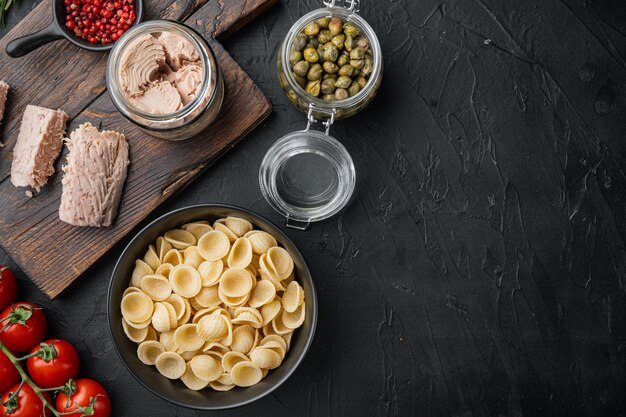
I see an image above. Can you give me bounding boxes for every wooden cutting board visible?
[0,0,276,298]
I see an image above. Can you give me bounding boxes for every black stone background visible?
[2,0,626,415]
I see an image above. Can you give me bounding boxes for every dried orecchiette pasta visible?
[122,291,154,324]
[131,260,154,288]
[155,352,186,379]
[137,341,165,365]
[183,222,214,241]
[140,274,172,302]
[230,361,263,387]
[197,231,230,261]
[224,217,253,237]
[181,363,209,391]
[247,231,277,255]
[164,229,196,250]
[227,237,253,269]
[189,354,223,382]
[121,216,307,391]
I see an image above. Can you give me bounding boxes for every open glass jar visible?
[277,0,382,121]
[106,20,224,141]
[262,0,381,230]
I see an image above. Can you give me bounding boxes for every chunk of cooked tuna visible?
[10,105,68,191]
[59,123,129,227]
[0,81,8,125]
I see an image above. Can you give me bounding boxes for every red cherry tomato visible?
[27,339,80,388]
[0,383,51,417]
[0,302,47,352]
[56,379,110,417]
[0,266,17,311]
[0,349,20,392]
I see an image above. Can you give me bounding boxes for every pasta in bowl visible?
[108,205,317,409]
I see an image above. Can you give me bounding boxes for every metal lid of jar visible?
[259,123,355,230]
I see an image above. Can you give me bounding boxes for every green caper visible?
[355,36,369,50]
[350,59,364,69]
[322,44,339,62]
[344,35,355,51]
[362,57,373,76]
[331,34,345,50]
[293,73,306,88]
[335,75,352,89]
[321,78,336,94]
[293,33,307,50]
[307,63,323,81]
[335,88,349,100]
[294,16,375,101]
[350,47,365,60]
[323,61,339,74]
[329,17,343,36]
[338,65,354,77]
[304,22,320,36]
[293,60,310,77]
[348,81,360,96]
[303,47,319,63]
[290,50,303,65]
[317,17,330,28]
[318,29,332,44]
[306,80,321,96]
[343,22,360,36]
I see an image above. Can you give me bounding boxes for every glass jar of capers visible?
[277,0,382,121]
[260,1,379,230]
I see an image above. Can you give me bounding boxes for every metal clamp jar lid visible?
[261,0,381,230]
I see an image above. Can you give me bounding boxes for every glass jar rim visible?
[259,129,356,224]
[280,7,382,111]
[106,20,217,124]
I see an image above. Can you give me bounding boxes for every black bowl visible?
[107,204,318,410]
[6,0,144,57]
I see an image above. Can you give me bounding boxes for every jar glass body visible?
[106,20,224,141]
[277,6,382,121]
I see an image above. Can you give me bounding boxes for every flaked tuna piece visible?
[0,81,9,140]
[129,80,182,114]
[59,123,129,227]
[10,105,68,191]
[158,31,199,70]
[174,64,202,105]
[119,33,166,98]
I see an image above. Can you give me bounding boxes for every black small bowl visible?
[6,0,143,58]
[107,204,318,410]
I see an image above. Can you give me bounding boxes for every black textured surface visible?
[2,0,626,415]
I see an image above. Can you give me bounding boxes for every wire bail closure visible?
[323,0,359,13]
[305,105,335,135]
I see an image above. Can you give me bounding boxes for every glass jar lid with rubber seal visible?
[261,0,382,230]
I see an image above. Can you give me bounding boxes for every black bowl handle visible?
[6,22,64,58]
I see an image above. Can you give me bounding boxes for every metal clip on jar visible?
[261,0,382,230]
[106,20,224,141]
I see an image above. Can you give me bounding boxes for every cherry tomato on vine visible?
[56,379,111,417]
[27,339,80,388]
[0,349,20,392]
[0,265,17,311]
[0,302,47,352]
[0,383,51,417]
